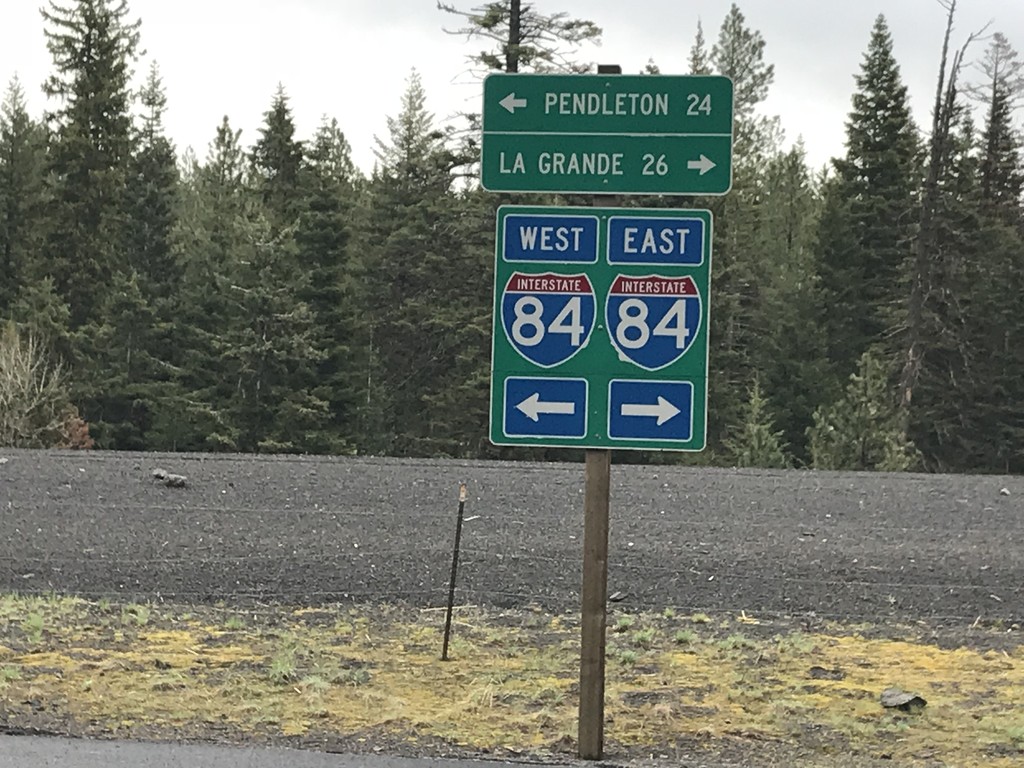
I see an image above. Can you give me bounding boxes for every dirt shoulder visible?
[0,593,1021,767]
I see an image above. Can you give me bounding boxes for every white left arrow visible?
[499,92,528,113]
[516,393,575,422]
[687,154,716,175]
[621,396,681,426]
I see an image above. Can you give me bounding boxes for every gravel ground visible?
[0,449,1021,623]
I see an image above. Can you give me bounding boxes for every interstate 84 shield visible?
[605,274,702,371]
[500,271,596,368]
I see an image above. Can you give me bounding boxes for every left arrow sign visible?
[499,92,528,113]
[516,393,575,421]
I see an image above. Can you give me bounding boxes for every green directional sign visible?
[482,74,733,195]
[490,205,712,451]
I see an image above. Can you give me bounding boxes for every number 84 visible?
[615,298,691,349]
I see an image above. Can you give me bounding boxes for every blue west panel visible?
[503,377,588,439]
[608,380,693,441]
[503,214,600,263]
[607,216,705,266]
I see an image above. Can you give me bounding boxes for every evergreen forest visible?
[1,0,1023,474]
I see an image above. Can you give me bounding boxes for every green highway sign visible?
[481,74,733,195]
[490,205,712,451]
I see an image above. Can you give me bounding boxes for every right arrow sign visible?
[621,396,681,426]
[608,380,693,442]
[687,154,716,175]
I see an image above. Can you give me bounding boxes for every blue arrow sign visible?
[501,271,596,368]
[504,377,588,438]
[504,213,599,263]
[607,215,706,266]
[608,380,693,441]
[606,274,702,371]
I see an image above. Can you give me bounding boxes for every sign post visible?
[483,67,731,762]
[579,444,610,759]
[488,203,712,762]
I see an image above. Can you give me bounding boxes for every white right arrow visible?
[621,396,681,426]
[516,392,575,422]
[499,92,528,113]
[687,154,716,175]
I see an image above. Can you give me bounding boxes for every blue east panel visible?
[608,380,694,441]
[503,214,600,263]
[607,216,705,265]
[502,292,596,368]
[504,377,587,438]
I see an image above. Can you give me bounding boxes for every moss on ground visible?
[0,592,1021,766]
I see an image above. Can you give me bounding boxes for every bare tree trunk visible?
[506,0,521,73]
[898,0,979,409]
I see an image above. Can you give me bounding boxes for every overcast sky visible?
[1,0,1020,174]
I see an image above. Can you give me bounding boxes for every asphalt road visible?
[0,736,534,768]
[0,449,1021,622]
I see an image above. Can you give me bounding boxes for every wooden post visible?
[578,64,621,761]
[578,449,611,759]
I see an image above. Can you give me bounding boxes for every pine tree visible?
[900,112,983,470]
[355,70,465,455]
[250,85,304,231]
[688,21,711,75]
[940,35,1024,471]
[0,77,47,317]
[807,349,918,471]
[417,186,496,457]
[818,14,920,380]
[168,117,249,450]
[220,211,326,453]
[10,278,71,348]
[711,5,774,123]
[125,62,180,303]
[40,0,141,327]
[72,269,166,448]
[753,145,829,458]
[438,0,601,73]
[113,63,182,447]
[724,378,791,468]
[699,6,784,450]
[976,33,1023,227]
[959,219,1024,472]
[896,3,985,418]
[294,117,360,452]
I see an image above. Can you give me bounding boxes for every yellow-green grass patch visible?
[0,593,1021,766]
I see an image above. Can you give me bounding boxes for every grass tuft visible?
[615,649,638,666]
[267,646,299,685]
[21,613,44,645]
[121,604,150,627]
[632,628,656,648]
[613,615,636,633]
[674,629,698,646]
